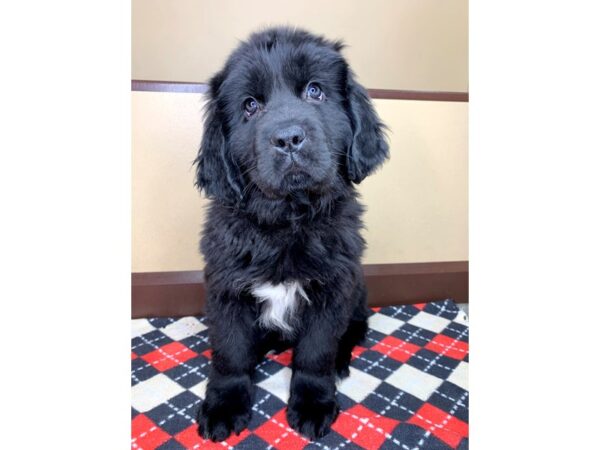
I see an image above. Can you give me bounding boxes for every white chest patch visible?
[251,281,309,333]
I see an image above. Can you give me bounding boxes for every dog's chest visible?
[251,281,309,333]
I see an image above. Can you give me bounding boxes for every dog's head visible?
[195,27,389,204]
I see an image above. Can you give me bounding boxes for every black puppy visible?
[195,27,389,442]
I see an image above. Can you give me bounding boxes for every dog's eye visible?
[306,83,324,101]
[243,98,259,116]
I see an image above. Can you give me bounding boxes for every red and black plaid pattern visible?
[131,299,469,449]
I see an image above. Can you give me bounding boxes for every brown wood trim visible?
[363,261,468,310]
[367,89,468,102]
[131,80,468,102]
[131,80,210,94]
[132,271,205,318]
[132,261,468,318]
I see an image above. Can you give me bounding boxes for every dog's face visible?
[226,51,350,198]
[196,27,389,203]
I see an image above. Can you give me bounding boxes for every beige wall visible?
[132,91,468,272]
[132,0,468,92]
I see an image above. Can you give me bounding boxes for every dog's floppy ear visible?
[345,73,389,183]
[194,73,244,203]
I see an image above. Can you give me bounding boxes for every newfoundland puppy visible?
[195,27,389,441]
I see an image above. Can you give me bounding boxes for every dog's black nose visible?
[271,126,306,153]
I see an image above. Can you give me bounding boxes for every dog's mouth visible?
[283,170,311,188]
[277,164,314,192]
[253,167,322,199]
[249,166,314,198]
[249,139,335,198]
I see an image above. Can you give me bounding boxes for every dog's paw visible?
[196,384,252,442]
[286,396,339,440]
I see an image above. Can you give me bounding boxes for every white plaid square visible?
[161,316,207,341]
[447,360,469,391]
[368,313,405,334]
[256,366,292,402]
[385,363,444,401]
[131,373,185,412]
[188,378,208,399]
[454,310,469,326]
[408,311,451,333]
[131,318,156,339]
[337,367,382,403]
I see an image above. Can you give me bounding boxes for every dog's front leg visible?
[286,310,341,440]
[197,300,256,442]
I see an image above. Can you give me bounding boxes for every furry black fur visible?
[194,27,389,441]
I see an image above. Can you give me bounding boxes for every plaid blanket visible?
[131,299,469,449]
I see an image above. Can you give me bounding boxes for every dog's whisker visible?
[239,164,258,178]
